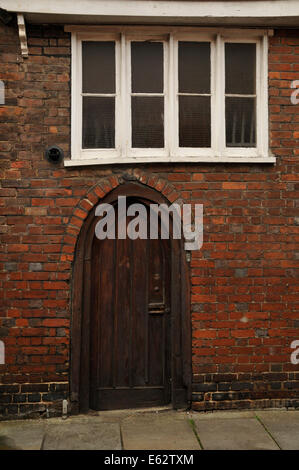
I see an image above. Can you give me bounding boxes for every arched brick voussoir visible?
[134,170,182,205]
[59,170,183,264]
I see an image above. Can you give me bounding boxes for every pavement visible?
[0,407,298,451]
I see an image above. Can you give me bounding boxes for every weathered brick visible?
[29,263,43,272]
[21,384,49,393]
[13,394,27,403]
[0,22,298,420]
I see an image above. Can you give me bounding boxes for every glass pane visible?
[226,97,256,147]
[179,96,210,147]
[131,42,163,93]
[179,42,210,94]
[131,96,164,148]
[82,41,115,94]
[225,43,256,95]
[82,96,115,148]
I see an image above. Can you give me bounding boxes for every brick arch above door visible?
[59,169,184,265]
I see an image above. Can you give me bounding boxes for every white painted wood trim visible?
[215,34,225,157]
[17,14,28,58]
[173,38,179,157]
[115,39,121,157]
[65,25,274,36]
[126,36,169,157]
[221,35,268,158]
[210,39,217,157]
[172,37,215,157]
[70,28,273,164]
[3,0,298,24]
[126,37,133,156]
[75,35,121,158]
[163,39,169,154]
[261,33,270,158]
[256,38,263,158]
[64,155,276,167]
[71,32,80,159]
[120,33,128,159]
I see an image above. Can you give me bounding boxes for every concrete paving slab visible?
[121,411,200,450]
[193,417,280,450]
[42,421,121,450]
[256,411,299,450]
[0,421,45,450]
[190,410,256,420]
[1,409,297,451]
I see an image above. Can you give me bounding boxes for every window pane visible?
[82,97,115,148]
[131,96,164,148]
[179,42,210,94]
[226,97,256,147]
[82,41,115,94]
[179,96,210,147]
[131,42,163,93]
[225,43,256,95]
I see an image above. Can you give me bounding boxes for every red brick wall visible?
[0,20,298,419]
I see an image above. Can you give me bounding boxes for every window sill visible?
[64,155,276,167]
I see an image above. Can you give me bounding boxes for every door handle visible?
[148,304,170,315]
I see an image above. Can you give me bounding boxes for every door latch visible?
[148,303,170,315]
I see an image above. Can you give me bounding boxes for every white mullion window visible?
[173,35,214,158]
[67,28,274,167]
[127,36,168,157]
[80,34,121,159]
[221,36,260,158]
[214,34,225,158]
[120,33,128,159]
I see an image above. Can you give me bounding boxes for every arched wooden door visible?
[71,182,191,413]
[89,199,171,409]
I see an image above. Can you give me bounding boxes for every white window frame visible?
[171,32,216,159]
[125,34,169,159]
[66,26,275,167]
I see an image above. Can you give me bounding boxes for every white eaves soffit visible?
[1,0,299,27]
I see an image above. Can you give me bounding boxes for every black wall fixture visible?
[45,145,64,164]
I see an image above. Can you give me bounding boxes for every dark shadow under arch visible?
[70,182,191,412]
